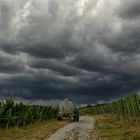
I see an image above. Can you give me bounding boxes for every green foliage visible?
[92,94,140,116]
[84,94,140,126]
[0,99,58,129]
[80,105,93,115]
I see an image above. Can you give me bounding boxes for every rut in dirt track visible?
[47,116,95,140]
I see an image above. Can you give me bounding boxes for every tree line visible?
[0,99,57,129]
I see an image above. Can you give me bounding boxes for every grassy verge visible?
[0,120,68,140]
[94,115,140,140]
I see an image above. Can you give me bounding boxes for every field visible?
[80,94,140,127]
[0,120,68,140]
[0,99,57,129]
[94,115,140,140]
[0,99,69,140]
[1,94,140,139]
[80,94,140,139]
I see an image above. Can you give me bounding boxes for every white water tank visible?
[59,98,76,114]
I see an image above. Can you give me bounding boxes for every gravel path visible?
[47,116,95,140]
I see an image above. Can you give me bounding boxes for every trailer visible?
[57,98,79,121]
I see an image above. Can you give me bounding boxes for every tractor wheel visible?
[57,116,62,120]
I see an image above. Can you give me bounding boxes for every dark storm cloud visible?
[0,42,20,54]
[0,52,25,73]
[117,0,140,19]
[30,58,91,76]
[0,0,140,104]
[22,44,66,59]
[103,23,140,54]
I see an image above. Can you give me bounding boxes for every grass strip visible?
[94,115,140,140]
[0,120,68,140]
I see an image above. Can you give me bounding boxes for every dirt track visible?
[47,116,95,140]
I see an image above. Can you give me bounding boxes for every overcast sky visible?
[0,0,140,104]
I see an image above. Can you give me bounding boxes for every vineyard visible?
[90,94,140,127]
[0,99,57,129]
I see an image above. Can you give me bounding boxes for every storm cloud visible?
[0,0,140,104]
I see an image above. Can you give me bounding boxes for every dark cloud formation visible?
[0,0,140,104]
[117,0,140,19]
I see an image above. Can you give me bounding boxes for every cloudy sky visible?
[0,0,140,104]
